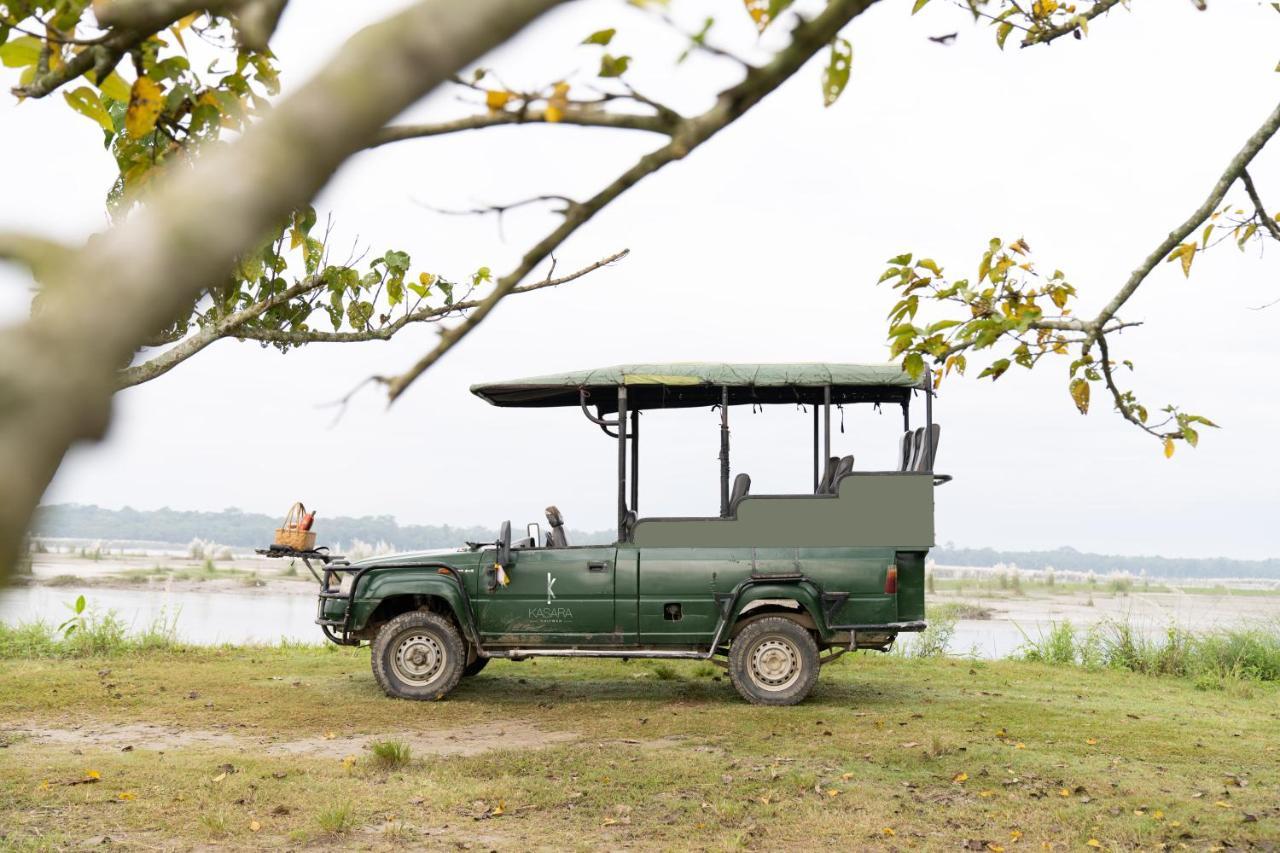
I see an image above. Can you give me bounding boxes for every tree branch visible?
[380,0,884,401]
[94,0,287,51]
[116,274,325,389]
[1021,0,1126,47]
[1240,169,1280,242]
[0,232,67,279]
[1087,98,1280,347]
[0,0,564,578]
[236,248,628,346]
[373,107,676,147]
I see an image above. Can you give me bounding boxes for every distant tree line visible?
[932,545,1280,581]
[32,504,611,551]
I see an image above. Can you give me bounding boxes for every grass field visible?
[1,646,1277,851]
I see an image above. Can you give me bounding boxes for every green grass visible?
[1017,620,1280,684]
[368,739,411,769]
[0,610,179,659]
[0,646,1276,849]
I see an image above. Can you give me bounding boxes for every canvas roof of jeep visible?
[470,362,921,411]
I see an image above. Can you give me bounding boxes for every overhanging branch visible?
[380,0,884,402]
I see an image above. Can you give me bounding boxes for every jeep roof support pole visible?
[823,385,831,467]
[617,384,628,540]
[719,386,730,518]
[630,408,640,515]
[902,400,910,432]
[924,369,934,472]
[812,404,819,491]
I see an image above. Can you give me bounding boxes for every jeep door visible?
[476,546,621,645]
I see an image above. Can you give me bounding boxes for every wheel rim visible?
[747,635,803,692]
[391,632,447,687]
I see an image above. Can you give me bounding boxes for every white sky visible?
[1,0,1277,559]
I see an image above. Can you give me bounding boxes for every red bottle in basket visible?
[299,510,316,531]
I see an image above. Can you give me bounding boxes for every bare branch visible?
[415,194,577,219]
[94,0,287,51]
[373,107,676,147]
[379,0,884,402]
[1087,99,1280,347]
[1240,169,1280,242]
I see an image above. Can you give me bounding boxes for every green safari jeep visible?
[315,362,946,706]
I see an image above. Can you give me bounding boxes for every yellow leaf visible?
[1059,788,1071,798]
[1086,841,1102,849]
[485,89,513,111]
[988,845,1006,853]
[953,772,969,784]
[38,780,50,791]
[1010,829,1023,841]
[979,790,995,798]
[125,77,164,138]
[1166,242,1195,278]
[1015,742,1026,750]
[212,772,226,782]
[882,827,896,836]
[85,770,101,780]
[492,801,505,816]
[1163,437,1175,459]
[1009,237,1031,255]
[117,791,136,801]
[1153,810,1164,820]
[249,820,261,832]
[840,772,853,781]
[341,755,356,768]
[1213,800,1232,808]
[545,81,569,123]
[1085,738,1098,745]
[826,788,839,797]
[1069,378,1090,415]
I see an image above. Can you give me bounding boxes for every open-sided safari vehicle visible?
[314,362,946,705]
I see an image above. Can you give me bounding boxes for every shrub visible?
[318,803,355,834]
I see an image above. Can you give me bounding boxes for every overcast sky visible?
[1,0,1277,559]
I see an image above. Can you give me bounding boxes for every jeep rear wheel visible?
[728,616,820,706]
[371,611,465,701]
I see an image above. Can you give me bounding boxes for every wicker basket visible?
[273,501,317,551]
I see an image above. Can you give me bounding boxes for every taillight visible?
[885,564,898,594]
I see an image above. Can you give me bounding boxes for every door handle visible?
[587,561,609,572]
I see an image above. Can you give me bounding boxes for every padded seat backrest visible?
[829,454,854,491]
[729,472,752,512]
[898,431,915,472]
[545,505,568,547]
[912,424,941,471]
[816,456,840,494]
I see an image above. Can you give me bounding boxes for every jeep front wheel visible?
[727,616,820,706]
[371,611,465,701]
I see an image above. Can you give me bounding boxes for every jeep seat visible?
[545,505,568,547]
[729,472,751,514]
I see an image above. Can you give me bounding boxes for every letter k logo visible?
[546,572,557,605]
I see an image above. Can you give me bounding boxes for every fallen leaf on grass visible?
[840,772,853,781]
[978,790,995,798]
[1014,743,1026,750]
[249,820,261,832]
[1086,840,1102,848]
[1085,738,1098,745]
[881,827,896,837]
[987,845,1005,852]
[902,741,920,749]
[212,773,226,783]
[117,791,135,801]
[1009,829,1022,841]
[1213,801,1232,809]
[341,756,356,769]
[826,789,839,798]
[953,772,969,784]
[1059,788,1071,798]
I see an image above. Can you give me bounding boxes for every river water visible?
[2,582,1275,657]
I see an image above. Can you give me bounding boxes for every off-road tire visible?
[727,616,820,706]
[462,656,489,677]
[370,610,465,701]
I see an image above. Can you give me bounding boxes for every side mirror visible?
[526,522,541,548]
[497,520,511,567]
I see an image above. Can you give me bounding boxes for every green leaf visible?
[743,0,795,33]
[387,276,404,307]
[977,358,1011,380]
[93,70,132,103]
[996,22,1014,50]
[582,28,616,46]
[888,253,912,266]
[598,54,631,78]
[821,37,853,108]
[902,352,925,380]
[347,300,374,328]
[289,207,317,249]
[75,594,86,614]
[0,36,42,69]
[63,86,115,133]
[472,266,492,285]
[911,0,932,13]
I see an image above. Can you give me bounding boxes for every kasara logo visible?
[546,572,557,605]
